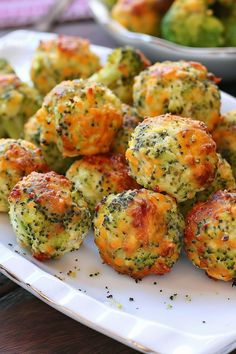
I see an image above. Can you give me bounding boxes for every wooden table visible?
[0,20,236,354]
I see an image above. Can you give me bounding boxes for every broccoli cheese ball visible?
[41,80,123,157]
[24,114,74,174]
[133,60,221,131]
[94,189,184,278]
[111,104,142,155]
[66,154,139,210]
[126,114,218,202]
[9,171,91,260]
[180,154,236,216]
[0,74,42,139]
[0,139,48,212]
[111,0,162,36]
[161,0,224,47]
[30,35,101,95]
[212,110,236,178]
[184,190,236,281]
[0,59,15,74]
[89,46,150,104]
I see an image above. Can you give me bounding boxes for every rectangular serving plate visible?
[0,30,236,354]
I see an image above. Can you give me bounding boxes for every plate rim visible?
[0,29,236,354]
[1,242,236,354]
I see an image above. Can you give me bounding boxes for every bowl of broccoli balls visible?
[90,0,236,80]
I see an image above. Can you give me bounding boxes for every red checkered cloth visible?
[0,0,92,29]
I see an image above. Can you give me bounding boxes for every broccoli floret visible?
[89,47,150,104]
[161,0,224,47]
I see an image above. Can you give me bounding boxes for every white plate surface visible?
[0,30,236,354]
[90,0,236,81]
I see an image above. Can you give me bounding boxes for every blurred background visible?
[0,0,116,47]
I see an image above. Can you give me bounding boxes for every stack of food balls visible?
[1,34,235,282]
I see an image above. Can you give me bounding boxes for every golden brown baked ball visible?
[30,35,101,95]
[212,110,236,178]
[9,171,91,260]
[39,80,123,157]
[0,139,48,212]
[126,114,218,202]
[112,0,161,35]
[184,190,236,281]
[133,61,221,131]
[66,154,139,210]
[94,189,184,278]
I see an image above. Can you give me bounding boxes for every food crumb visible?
[67,270,77,278]
[169,293,177,301]
[167,304,173,309]
[54,274,65,281]
[135,278,142,283]
[89,272,100,277]
[185,294,192,302]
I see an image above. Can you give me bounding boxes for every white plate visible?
[0,30,236,354]
[89,0,236,81]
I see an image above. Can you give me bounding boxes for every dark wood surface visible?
[0,19,236,354]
